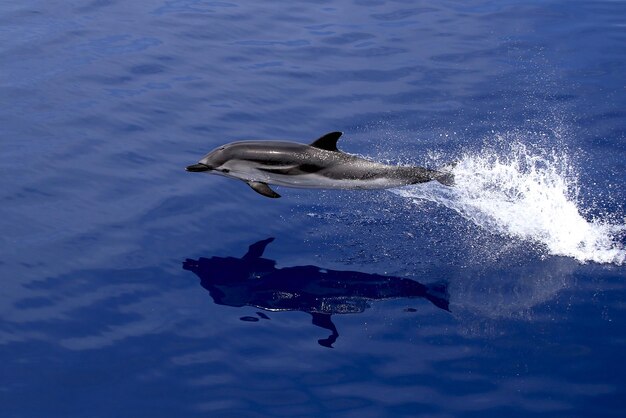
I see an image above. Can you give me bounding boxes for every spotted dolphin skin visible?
[186,132,454,198]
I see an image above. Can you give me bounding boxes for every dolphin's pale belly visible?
[266,173,406,189]
[221,159,419,190]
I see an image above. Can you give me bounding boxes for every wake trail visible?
[392,141,625,265]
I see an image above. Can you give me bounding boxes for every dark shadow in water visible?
[183,238,449,348]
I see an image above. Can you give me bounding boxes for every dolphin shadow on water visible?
[183,238,449,348]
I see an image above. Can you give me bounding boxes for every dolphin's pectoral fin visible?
[310,312,339,348]
[310,131,343,152]
[246,181,281,198]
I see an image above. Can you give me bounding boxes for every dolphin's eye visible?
[221,168,230,173]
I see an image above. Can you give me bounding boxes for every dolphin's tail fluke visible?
[424,281,450,311]
[433,162,457,186]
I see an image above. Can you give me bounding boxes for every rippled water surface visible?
[2,1,626,417]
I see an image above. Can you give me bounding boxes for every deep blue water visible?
[2,0,626,417]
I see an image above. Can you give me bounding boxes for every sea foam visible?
[392,137,625,265]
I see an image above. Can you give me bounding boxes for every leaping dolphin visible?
[186,131,454,198]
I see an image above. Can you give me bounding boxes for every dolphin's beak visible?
[186,163,212,172]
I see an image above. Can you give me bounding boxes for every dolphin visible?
[186,131,454,198]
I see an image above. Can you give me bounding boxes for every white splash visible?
[392,139,625,265]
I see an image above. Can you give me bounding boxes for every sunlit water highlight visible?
[393,136,625,265]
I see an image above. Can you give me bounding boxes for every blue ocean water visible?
[1,0,626,416]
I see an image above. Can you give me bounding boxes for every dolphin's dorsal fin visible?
[243,238,275,259]
[246,181,281,198]
[310,131,343,152]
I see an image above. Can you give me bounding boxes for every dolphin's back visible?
[217,141,295,165]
